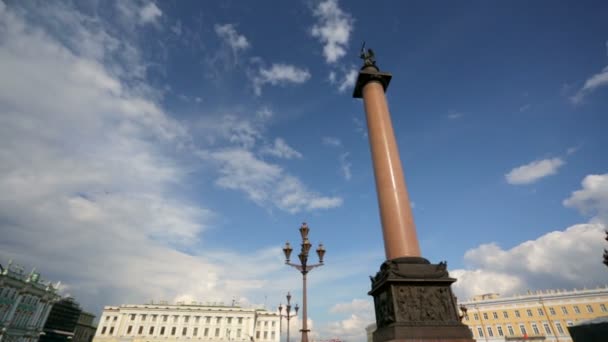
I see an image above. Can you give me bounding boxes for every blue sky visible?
[1,1,608,341]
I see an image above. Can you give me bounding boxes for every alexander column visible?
[353,45,474,342]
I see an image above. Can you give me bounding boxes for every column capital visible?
[352,67,392,99]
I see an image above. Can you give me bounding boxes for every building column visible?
[4,292,24,327]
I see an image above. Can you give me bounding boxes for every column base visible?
[369,257,475,342]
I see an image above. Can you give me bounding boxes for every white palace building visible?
[93,302,280,342]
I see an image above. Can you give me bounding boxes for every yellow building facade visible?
[459,286,608,341]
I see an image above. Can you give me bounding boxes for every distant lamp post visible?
[278,292,299,342]
[283,222,325,342]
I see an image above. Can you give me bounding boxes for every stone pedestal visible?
[369,257,474,342]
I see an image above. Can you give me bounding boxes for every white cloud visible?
[339,152,352,181]
[563,173,608,223]
[330,298,372,314]
[447,111,463,120]
[452,223,606,301]
[329,68,357,93]
[311,0,354,64]
[0,1,314,315]
[261,138,303,159]
[570,65,608,104]
[139,2,162,25]
[353,116,367,138]
[207,149,342,213]
[505,158,565,185]
[253,64,311,95]
[322,136,342,147]
[171,20,182,36]
[323,299,373,342]
[214,23,250,63]
[453,173,608,301]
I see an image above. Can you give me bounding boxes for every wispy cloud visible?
[353,116,367,138]
[207,148,341,213]
[322,136,342,147]
[505,158,565,185]
[310,0,354,64]
[447,110,463,120]
[339,152,352,180]
[570,42,608,104]
[214,23,250,62]
[139,2,162,25]
[260,138,303,159]
[329,68,358,93]
[252,64,311,96]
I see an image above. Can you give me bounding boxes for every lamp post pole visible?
[278,292,299,342]
[282,223,326,342]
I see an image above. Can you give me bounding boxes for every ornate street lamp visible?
[278,292,299,342]
[282,222,325,342]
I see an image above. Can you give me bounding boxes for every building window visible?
[163,315,168,322]
[503,311,508,319]
[227,317,232,324]
[141,314,147,321]
[561,306,568,315]
[130,314,136,321]
[486,327,494,337]
[473,313,479,320]
[566,321,573,327]
[532,323,539,335]
[515,310,521,318]
[204,328,209,337]
[271,332,275,339]
[264,332,268,339]
[152,314,157,322]
[149,327,154,335]
[543,323,551,335]
[555,322,564,335]
[573,305,581,314]
[483,313,488,320]
[238,317,243,324]
[182,327,187,336]
[114,316,118,321]
[160,327,165,335]
[476,327,484,337]
[601,304,607,312]
[264,321,268,327]
[206,317,211,324]
[492,312,498,319]
[173,315,178,323]
[185,316,190,323]
[106,316,110,321]
[497,326,504,337]
[586,304,594,313]
[138,326,143,335]
[537,308,544,316]
[194,328,198,337]
[196,316,200,323]
[127,326,133,334]
[237,329,241,338]
[171,327,176,336]
[101,327,107,335]
[109,327,114,335]
[215,328,220,337]
[217,317,222,324]
[526,309,533,317]
[549,307,556,315]
[519,324,526,335]
[256,332,260,339]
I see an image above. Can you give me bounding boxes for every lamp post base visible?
[369,257,475,342]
